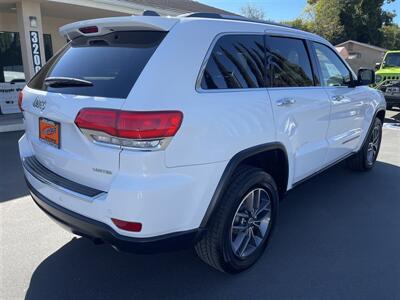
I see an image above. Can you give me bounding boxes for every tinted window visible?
[0,32,24,83]
[266,36,314,87]
[201,35,266,89]
[29,31,167,98]
[313,42,352,87]
[43,34,53,62]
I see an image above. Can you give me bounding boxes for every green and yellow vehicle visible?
[375,50,400,110]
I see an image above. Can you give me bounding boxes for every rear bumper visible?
[27,181,202,253]
[19,133,225,237]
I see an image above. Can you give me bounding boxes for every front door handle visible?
[276,98,296,106]
[331,95,345,102]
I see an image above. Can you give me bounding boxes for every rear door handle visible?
[276,98,296,106]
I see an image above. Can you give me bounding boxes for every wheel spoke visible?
[373,134,379,144]
[232,230,247,253]
[238,229,252,257]
[232,224,247,233]
[252,231,263,246]
[236,211,249,219]
[255,201,271,218]
[244,191,255,212]
[253,189,261,211]
[254,218,270,236]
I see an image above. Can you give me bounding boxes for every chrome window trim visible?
[195,32,266,93]
[266,86,327,91]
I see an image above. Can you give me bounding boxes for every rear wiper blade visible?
[44,77,93,87]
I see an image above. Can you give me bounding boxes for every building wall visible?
[42,16,79,52]
[343,42,386,72]
[0,12,18,32]
[0,12,78,61]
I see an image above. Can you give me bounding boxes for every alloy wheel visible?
[230,188,272,258]
[366,123,381,165]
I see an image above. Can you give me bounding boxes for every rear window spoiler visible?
[59,16,179,40]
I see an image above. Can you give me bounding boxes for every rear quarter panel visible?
[121,20,277,167]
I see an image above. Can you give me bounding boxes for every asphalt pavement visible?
[1,110,399,300]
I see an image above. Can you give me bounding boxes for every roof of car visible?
[122,0,236,15]
[178,14,327,43]
[60,14,328,45]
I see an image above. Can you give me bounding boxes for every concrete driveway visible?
[1,110,399,299]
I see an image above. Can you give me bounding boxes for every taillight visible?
[18,91,23,111]
[74,108,183,150]
[79,26,98,34]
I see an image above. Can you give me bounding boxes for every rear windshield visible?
[28,31,167,98]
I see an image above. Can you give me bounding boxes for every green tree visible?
[340,0,396,45]
[240,3,266,21]
[381,24,400,49]
[306,0,397,46]
[312,0,345,44]
[283,18,313,32]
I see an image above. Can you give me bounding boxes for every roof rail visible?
[180,12,292,29]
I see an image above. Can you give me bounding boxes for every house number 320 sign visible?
[30,31,42,73]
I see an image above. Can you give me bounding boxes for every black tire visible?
[346,117,382,171]
[195,165,279,273]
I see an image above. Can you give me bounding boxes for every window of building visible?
[200,34,266,90]
[348,52,362,60]
[265,36,314,87]
[0,31,54,83]
[0,32,25,83]
[43,34,53,61]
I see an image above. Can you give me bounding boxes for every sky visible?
[200,0,400,24]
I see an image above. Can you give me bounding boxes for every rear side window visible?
[266,36,314,87]
[200,34,266,90]
[28,31,167,98]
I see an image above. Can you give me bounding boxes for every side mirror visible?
[375,63,381,71]
[357,68,375,86]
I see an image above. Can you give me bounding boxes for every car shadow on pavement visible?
[0,131,28,202]
[25,161,400,300]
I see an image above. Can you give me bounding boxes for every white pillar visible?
[16,0,46,81]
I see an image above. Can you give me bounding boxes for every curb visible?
[0,123,25,133]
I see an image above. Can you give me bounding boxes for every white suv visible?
[19,13,386,273]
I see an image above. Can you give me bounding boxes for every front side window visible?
[313,42,352,87]
[383,52,400,68]
[266,36,314,87]
[200,34,266,90]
